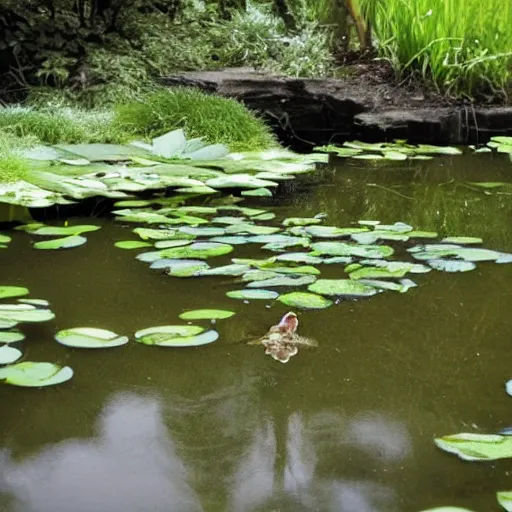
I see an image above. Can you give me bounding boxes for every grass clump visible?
[0,132,36,183]
[366,0,512,98]
[114,87,276,151]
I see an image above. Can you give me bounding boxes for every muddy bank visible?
[160,68,512,150]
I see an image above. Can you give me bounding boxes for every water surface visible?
[1,153,512,512]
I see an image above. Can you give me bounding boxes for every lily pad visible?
[305,226,369,238]
[0,361,73,387]
[209,236,250,245]
[0,306,55,323]
[34,235,87,250]
[226,289,279,300]
[179,309,235,320]
[282,217,322,227]
[419,508,475,512]
[275,253,323,264]
[179,226,226,237]
[311,241,394,259]
[160,242,233,260]
[0,319,18,329]
[55,328,129,349]
[26,225,101,236]
[0,234,11,244]
[0,330,25,343]
[194,264,251,276]
[497,491,512,512]
[226,224,281,235]
[428,260,477,272]
[278,292,333,310]
[206,175,278,189]
[441,237,483,245]
[409,245,502,262]
[135,325,218,347]
[0,345,22,364]
[435,433,512,461]
[0,286,29,300]
[247,275,316,288]
[154,240,193,250]
[348,266,410,280]
[115,240,153,249]
[241,270,280,282]
[241,187,273,197]
[308,279,378,297]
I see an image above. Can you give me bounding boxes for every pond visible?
[1,151,512,512]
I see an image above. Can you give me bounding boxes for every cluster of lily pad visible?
[111,203,512,310]
[0,128,327,208]
[470,135,512,156]
[314,140,462,161]
[14,223,101,250]
[0,285,73,387]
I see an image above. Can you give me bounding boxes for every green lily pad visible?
[206,175,278,189]
[435,433,512,461]
[314,145,362,157]
[114,200,153,208]
[135,325,218,347]
[27,225,101,236]
[308,279,378,297]
[194,264,251,276]
[211,216,248,225]
[351,232,409,244]
[428,260,476,272]
[0,361,73,387]
[226,224,281,235]
[241,187,273,197]
[241,270,280,282]
[282,217,322,227]
[0,330,25,343]
[0,319,18,329]
[0,345,22,364]
[466,181,508,189]
[311,242,394,259]
[55,327,129,349]
[160,242,234,260]
[248,235,308,246]
[410,246,501,262]
[406,231,439,239]
[0,306,55,323]
[209,236,249,245]
[305,226,369,238]
[252,212,276,221]
[358,278,416,293]
[275,253,323,264]
[497,253,512,264]
[0,286,29,300]
[413,144,462,155]
[226,289,279,300]
[179,226,226,237]
[0,234,11,244]
[154,240,192,250]
[497,491,512,512]
[115,240,153,249]
[278,292,333,310]
[34,235,87,250]
[179,309,235,320]
[348,266,410,280]
[441,237,483,245]
[419,508,475,512]
[247,275,316,288]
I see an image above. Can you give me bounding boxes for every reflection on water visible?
[1,153,512,511]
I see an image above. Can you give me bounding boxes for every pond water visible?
[1,152,512,512]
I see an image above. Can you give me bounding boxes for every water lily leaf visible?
[406,231,439,239]
[419,508,475,512]
[179,309,235,320]
[18,298,49,307]
[179,226,226,237]
[314,145,362,157]
[377,222,413,233]
[194,264,251,276]
[348,266,410,280]
[414,144,462,155]
[115,240,153,249]
[352,154,385,160]
[0,345,22,364]
[226,289,279,300]
[154,240,192,249]
[0,361,73,387]
[0,328,25,342]
[175,185,218,195]
[136,250,170,263]
[308,279,378,297]
[305,226,369,238]
[491,136,512,145]
[441,237,483,245]
[160,242,233,259]
[278,292,333,310]
[255,172,295,181]
[264,265,320,275]
[211,216,248,225]
[497,253,512,264]
[34,235,87,250]
[275,253,323,264]
[150,258,209,273]
[322,256,354,264]
[467,181,507,189]
[176,206,218,215]
[26,224,100,236]
[206,175,278,189]
[247,275,316,288]
[411,247,501,262]
[358,278,416,293]
[133,227,185,240]
[311,242,394,259]
[351,231,409,244]
[55,328,128,349]
[498,492,512,512]
[134,324,218,347]
[186,143,229,160]
[241,270,280,282]
[0,306,55,323]
[0,286,29,300]
[241,187,273,197]
[56,143,151,162]
[428,260,477,272]
[252,212,276,221]
[0,319,18,329]
[383,151,407,161]
[435,433,512,461]
[209,236,250,245]
[225,224,281,235]
[282,217,322,227]
[0,234,11,244]
[358,220,380,226]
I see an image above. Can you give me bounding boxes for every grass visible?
[364,0,512,98]
[113,87,277,151]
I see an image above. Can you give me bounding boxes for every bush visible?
[114,87,277,150]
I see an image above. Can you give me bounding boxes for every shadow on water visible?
[1,153,512,511]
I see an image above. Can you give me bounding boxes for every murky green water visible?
[1,153,512,512]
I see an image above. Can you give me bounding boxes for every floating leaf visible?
[241,270,279,282]
[0,319,18,329]
[241,187,273,197]
[179,309,235,320]
[135,325,218,346]
[497,491,512,512]
[115,240,152,249]
[308,279,378,297]
[278,292,332,310]
[283,217,322,227]
[226,224,281,235]
[311,241,394,259]
[206,175,278,189]
[154,240,192,250]
[0,306,55,323]
[26,224,100,236]
[252,212,276,221]
[0,345,22,364]
[358,278,416,293]
[0,234,11,244]
[305,226,369,238]
[428,260,476,272]
[211,216,248,225]
[226,289,279,300]
[435,433,512,461]
[0,286,29,300]
[179,226,226,237]
[348,266,410,280]
[209,236,250,245]
[497,253,512,264]
[33,235,87,250]
[247,275,316,288]
[419,508,475,512]
[441,237,483,245]
[55,327,129,349]
[275,253,323,264]
[406,230,438,239]
[467,181,507,189]
[194,264,251,276]
[0,330,25,343]
[160,242,233,259]
[0,362,73,387]
[410,245,502,262]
